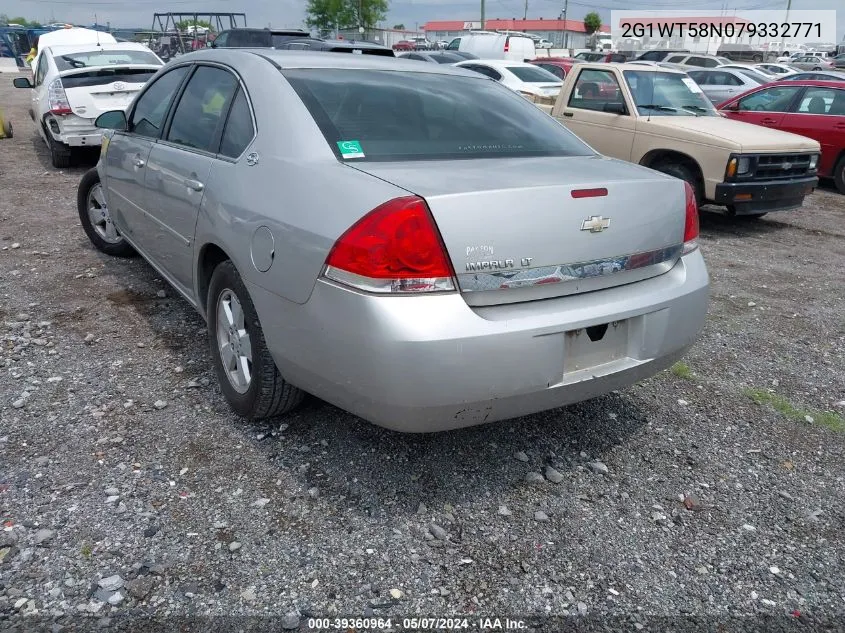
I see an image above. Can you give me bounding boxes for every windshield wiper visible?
[60,55,87,68]
[679,104,709,115]
[638,104,678,112]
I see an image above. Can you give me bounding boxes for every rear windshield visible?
[506,65,561,83]
[54,50,161,71]
[283,69,592,162]
[59,68,158,88]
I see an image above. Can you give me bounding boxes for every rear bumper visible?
[48,115,102,147]
[713,176,817,214]
[249,250,710,432]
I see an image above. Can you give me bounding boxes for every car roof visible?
[456,59,536,68]
[221,27,309,34]
[767,79,845,87]
[47,42,156,55]
[181,48,482,76]
[579,62,686,74]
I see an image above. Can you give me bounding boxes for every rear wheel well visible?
[640,150,705,200]
[197,244,230,316]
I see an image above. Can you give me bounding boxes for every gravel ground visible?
[1,79,845,632]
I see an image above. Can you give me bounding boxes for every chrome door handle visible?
[133,157,145,168]
[185,179,204,192]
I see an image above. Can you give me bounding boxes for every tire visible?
[207,260,303,420]
[834,155,845,194]
[77,169,135,257]
[651,159,702,207]
[753,54,763,62]
[48,133,72,168]
[813,67,822,71]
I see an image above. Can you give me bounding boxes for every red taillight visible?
[504,37,510,52]
[47,78,72,116]
[683,182,699,254]
[324,196,456,294]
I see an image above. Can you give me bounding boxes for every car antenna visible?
[646,65,655,122]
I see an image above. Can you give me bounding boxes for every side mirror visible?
[12,77,32,89]
[95,110,128,131]
[602,102,627,114]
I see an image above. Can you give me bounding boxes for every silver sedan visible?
[77,50,709,432]
[686,67,769,103]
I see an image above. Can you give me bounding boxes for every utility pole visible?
[480,0,485,30]
[523,0,528,20]
[561,0,568,50]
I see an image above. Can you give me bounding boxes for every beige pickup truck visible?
[536,63,821,217]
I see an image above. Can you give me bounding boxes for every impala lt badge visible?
[581,216,611,233]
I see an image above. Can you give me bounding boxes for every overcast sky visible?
[3,0,843,40]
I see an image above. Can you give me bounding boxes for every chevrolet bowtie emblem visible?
[580,216,611,233]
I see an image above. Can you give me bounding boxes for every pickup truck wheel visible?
[651,160,702,207]
[834,156,845,193]
[48,134,72,169]
[207,260,304,420]
[77,169,135,257]
[753,54,763,62]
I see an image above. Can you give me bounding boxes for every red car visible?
[392,40,415,51]
[717,80,845,192]
[529,57,580,81]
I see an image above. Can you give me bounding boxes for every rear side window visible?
[537,63,564,79]
[506,65,560,82]
[219,88,254,157]
[666,55,686,63]
[167,66,239,152]
[130,65,190,138]
[463,64,502,80]
[229,30,271,47]
[283,68,592,162]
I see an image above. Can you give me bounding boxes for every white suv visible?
[13,37,162,167]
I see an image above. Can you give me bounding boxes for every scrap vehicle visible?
[149,12,246,60]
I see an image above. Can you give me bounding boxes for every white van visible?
[447,32,536,61]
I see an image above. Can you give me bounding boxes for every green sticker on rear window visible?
[337,140,365,159]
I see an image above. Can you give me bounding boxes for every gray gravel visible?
[1,77,845,631]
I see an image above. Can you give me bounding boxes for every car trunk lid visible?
[59,66,159,119]
[349,155,687,306]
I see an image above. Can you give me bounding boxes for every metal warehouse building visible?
[422,18,611,49]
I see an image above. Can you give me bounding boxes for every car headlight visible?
[809,154,818,170]
[736,156,751,175]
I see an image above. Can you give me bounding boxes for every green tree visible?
[306,0,388,31]
[583,11,601,35]
[392,23,405,30]
[7,16,42,27]
[175,19,215,33]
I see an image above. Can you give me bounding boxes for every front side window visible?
[737,86,802,112]
[568,68,623,111]
[35,54,48,85]
[709,71,743,86]
[283,68,593,162]
[129,65,190,138]
[447,38,460,50]
[686,56,707,67]
[166,65,239,152]
[624,70,716,116]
